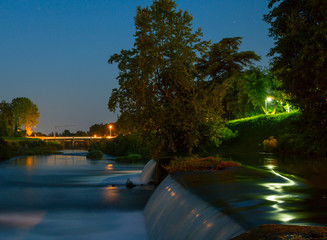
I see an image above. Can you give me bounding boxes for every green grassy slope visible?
[220,112,301,154]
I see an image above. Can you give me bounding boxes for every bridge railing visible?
[26,136,117,141]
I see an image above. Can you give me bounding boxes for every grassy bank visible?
[0,137,62,161]
[219,112,307,155]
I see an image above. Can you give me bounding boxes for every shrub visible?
[0,138,11,160]
[87,150,103,160]
[263,136,278,152]
[116,153,144,163]
[102,133,150,159]
[165,156,240,173]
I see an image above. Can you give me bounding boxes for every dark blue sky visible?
[0,0,274,134]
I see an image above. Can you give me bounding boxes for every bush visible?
[263,136,278,152]
[0,138,11,160]
[165,156,240,173]
[1,138,62,159]
[102,133,150,159]
[116,153,144,163]
[87,150,103,160]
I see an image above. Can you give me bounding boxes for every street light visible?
[265,97,272,114]
[109,125,112,137]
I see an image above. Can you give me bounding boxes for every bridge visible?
[27,136,116,141]
[27,136,116,147]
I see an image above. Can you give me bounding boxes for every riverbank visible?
[219,111,327,156]
[0,137,62,161]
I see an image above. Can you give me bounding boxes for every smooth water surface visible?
[145,154,327,240]
[0,150,153,240]
[175,154,327,228]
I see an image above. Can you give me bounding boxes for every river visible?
[0,150,154,240]
[1,151,327,239]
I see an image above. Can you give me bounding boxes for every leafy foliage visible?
[223,67,292,120]
[108,1,260,156]
[0,98,39,136]
[11,97,39,135]
[87,150,103,160]
[102,134,150,160]
[264,0,327,131]
[88,123,114,137]
[108,0,210,155]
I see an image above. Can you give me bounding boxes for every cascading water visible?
[144,163,327,240]
[102,159,157,185]
[140,159,156,184]
[144,175,245,240]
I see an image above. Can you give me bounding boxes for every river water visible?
[0,150,154,240]
[145,153,327,239]
[2,151,327,240]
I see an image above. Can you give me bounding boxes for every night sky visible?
[0,0,274,134]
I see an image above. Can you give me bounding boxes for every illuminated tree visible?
[11,97,39,135]
[197,38,260,119]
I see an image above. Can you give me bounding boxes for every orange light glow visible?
[94,135,97,137]
[106,164,113,170]
[26,156,33,166]
[25,126,33,136]
[104,185,118,202]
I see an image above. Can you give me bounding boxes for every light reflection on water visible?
[11,154,88,168]
[261,162,298,223]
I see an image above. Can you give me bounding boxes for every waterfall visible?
[144,175,245,240]
[140,159,156,184]
[102,159,156,185]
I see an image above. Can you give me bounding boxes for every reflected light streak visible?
[262,163,298,222]
[26,156,33,168]
[104,186,119,202]
[0,212,46,229]
[106,164,113,170]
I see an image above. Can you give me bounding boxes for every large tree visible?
[108,0,209,155]
[264,0,327,127]
[11,97,40,135]
[197,38,260,120]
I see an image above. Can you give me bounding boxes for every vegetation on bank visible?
[165,156,240,173]
[88,133,151,162]
[86,150,103,160]
[106,0,327,159]
[220,111,327,156]
[0,137,62,161]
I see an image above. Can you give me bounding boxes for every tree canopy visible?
[11,97,40,135]
[109,0,209,155]
[108,0,259,156]
[264,0,327,127]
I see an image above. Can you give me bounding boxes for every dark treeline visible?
[51,123,116,137]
